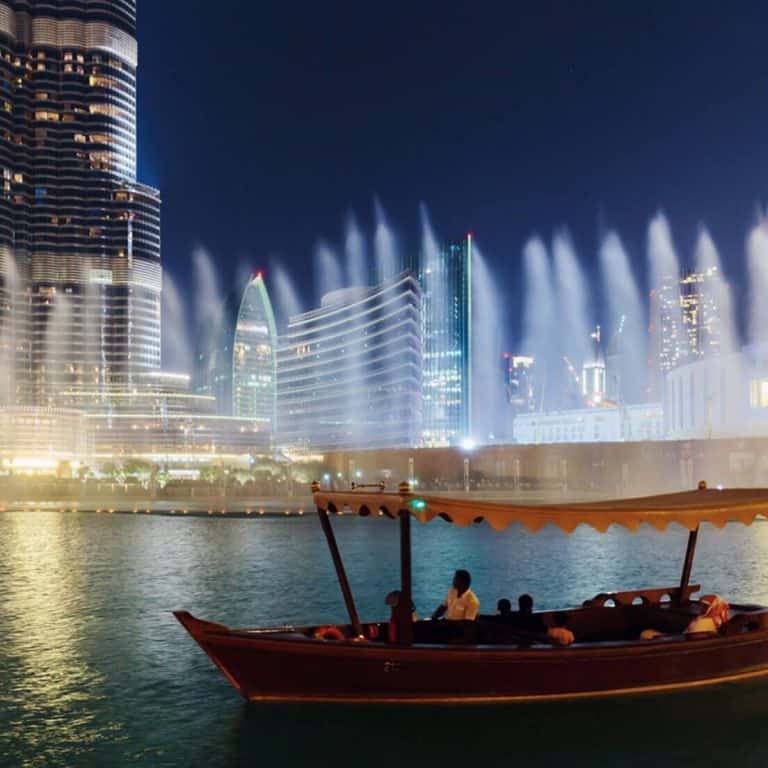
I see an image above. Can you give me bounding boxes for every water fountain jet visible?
[314,240,343,303]
[374,198,399,282]
[599,231,646,403]
[344,212,367,287]
[162,270,193,374]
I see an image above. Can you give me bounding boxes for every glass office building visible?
[0,0,161,408]
[277,271,422,452]
[419,234,472,446]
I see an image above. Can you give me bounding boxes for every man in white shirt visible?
[431,569,480,621]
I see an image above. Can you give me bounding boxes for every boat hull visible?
[174,611,768,703]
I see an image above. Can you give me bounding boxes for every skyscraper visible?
[504,353,536,409]
[648,275,685,399]
[232,273,277,440]
[419,234,472,446]
[0,0,160,408]
[680,265,726,360]
[649,266,727,399]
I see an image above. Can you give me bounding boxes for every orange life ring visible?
[313,625,346,641]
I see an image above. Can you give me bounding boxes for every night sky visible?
[137,0,768,342]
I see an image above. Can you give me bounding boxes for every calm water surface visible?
[2,510,768,767]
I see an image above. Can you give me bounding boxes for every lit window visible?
[89,103,120,118]
[749,379,768,409]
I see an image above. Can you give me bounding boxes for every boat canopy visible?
[313,487,768,534]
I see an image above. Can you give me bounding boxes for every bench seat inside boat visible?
[385,604,702,645]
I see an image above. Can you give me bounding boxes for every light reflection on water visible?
[2,511,768,767]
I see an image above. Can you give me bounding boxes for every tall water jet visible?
[373,198,399,282]
[344,212,368,287]
[0,250,20,405]
[694,227,738,355]
[553,230,592,371]
[192,245,226,387]
[521,237,556,411]
[648,212,681,285]
[747,219,768,347]
[419,204,447,440]
[647,212,685,395]
[193,245,224,332]
[314,240,344,303]
[419,204,443,307]
[270,261,303,326]
[471,240,507,443]
[235,259,256,294]
[83,278,105,397]
[162,270,193,374]
[599,231,647,403]
[43,289,73,406]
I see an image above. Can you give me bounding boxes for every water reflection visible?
[0,513,123,766]
[2,511,768,766]
[222,677,768,768]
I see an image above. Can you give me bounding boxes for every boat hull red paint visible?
[174,611,768,703]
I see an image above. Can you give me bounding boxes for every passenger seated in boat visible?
[432,569,479,621]
[547,612,575,645]
[685,595,729,636]
[497,598,512,617]
[509,593,547,633]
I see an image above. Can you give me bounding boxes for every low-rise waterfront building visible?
[513,403,664,444]
[663,345,768,440]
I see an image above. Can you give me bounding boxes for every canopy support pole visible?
[397,509,414,645]
[678,524,700,601]
[317,506,363,637]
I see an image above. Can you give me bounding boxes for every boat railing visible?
[584,584,701,608]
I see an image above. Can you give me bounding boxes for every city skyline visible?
[139,1,768,346]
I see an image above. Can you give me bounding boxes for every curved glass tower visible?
[0,0,161,407]
[277,271,422,452]
[232,273,277,440]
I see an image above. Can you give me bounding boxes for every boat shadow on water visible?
[224,678,768,768]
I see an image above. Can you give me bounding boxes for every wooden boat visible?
[175,482,768,703]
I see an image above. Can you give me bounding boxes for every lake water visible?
[3,510,768,767]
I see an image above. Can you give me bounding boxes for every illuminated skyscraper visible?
[419,234,472,446]
[504,354,536,413]
[648,274,685,399]
[649,266,727,399]
[232,274,277,440]
[0,0,161,408]
[680,265,726,360]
